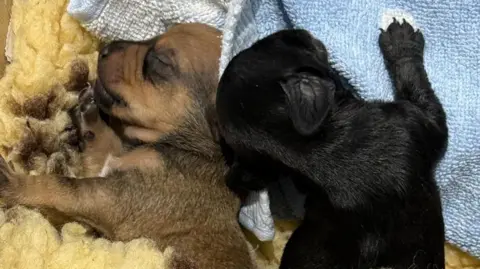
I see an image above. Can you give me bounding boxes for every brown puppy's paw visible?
[379,18,425,65]
[45,152,75,177]
[58,122,81,149]
[72,85,104,151]
[78,84,100,125]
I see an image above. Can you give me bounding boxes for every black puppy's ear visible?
[279,70,335,136]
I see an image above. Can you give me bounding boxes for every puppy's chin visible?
[93,79,125,113]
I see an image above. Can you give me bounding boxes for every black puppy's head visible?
[217,29,337,138]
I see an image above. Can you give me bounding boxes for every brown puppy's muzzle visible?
[94,40,149,114]
[89,23,222,143]
[93,78,125,112]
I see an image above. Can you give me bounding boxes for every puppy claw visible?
[64,124,76,132]
[79,89,99,124]
[83,82,92,91]
[379,18,424,65]
[25,117,32,129]
[401,20,415,34]
[83,131,95,141]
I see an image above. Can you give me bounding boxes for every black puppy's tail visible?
[379,20,446,131]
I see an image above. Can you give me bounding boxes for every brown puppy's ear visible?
[279,70,334,136]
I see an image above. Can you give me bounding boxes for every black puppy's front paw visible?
[379,18,425,65]
[226,162,269,198]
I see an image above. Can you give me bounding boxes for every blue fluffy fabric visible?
[220,0,480,257]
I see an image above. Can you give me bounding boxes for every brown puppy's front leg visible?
[0,157,118,238]
[73,86,123,177]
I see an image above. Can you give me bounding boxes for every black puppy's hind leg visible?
[379,19,446,131]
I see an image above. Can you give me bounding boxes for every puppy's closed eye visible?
[280,69,335,136]
[143,48,176,82]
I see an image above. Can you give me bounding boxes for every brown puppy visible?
[0,23,256,269]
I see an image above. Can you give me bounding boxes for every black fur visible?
[216,19,447,269]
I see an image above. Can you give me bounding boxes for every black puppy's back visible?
[217,21,447,269]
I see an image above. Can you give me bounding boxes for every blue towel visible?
[220,0,480,257]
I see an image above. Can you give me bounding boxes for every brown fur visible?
[0,23,256,269]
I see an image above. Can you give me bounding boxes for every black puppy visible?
[216,19,447,269]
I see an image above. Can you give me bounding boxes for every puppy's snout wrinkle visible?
[100,41,129,59]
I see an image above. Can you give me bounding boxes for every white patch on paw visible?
[381,9,418,31]
[99,154,115,177]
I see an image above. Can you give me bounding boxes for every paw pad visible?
[379,18,425,64]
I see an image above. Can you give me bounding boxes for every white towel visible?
[67,0,230,41]
[239,190,275,241]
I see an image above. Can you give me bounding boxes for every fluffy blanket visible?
[0,0,478,268]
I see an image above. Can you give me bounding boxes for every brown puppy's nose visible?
[99,41,128,59]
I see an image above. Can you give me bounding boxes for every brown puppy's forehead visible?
[157,23,222,75]
[96,23,222,143]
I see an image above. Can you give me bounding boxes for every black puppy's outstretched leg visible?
[379,19,446,269]
[379,19,446,131]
